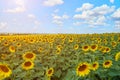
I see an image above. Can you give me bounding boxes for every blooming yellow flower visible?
[76,62,90,77]
[56,49,61,54]
[3,41,9,46]
[91,62,99,71]
[111,41,117,47]
[28,39,35,43]
[69,37,74,42]
[115,52,120,61]
[56,45,62,50]
[22,52,36,61]
[9,46,15,53]
[82,45,89,52]
[16,43,21,47]
[90,44,98,52]
[74,44,79,50]
[105,47,111,53]
[0,63,12,79]
[103,60,112,68]
[46,68,54,77]
[22,61,34,70]
[38,47,44,52]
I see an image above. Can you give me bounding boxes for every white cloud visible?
[28,14,36,19]
[114,21,120,29]
[34,21,41,25]
[73,4,115,27]
[52,20,63,26]
[43,0,64,6]
[53,15,62,20]
[112,8,120,20]
[54,9,59,13]
[52,14,69,20]
[15,0,25,7]
[32,21,41,31]
[5,7,26,13]
[73,13,88,20]
[0,22,7,29]
[73,21,84,26]
[52,14,69,26]
[110,0,114,3]
[93,4,115,15]
[75,3,93,12]
[4,0,26,13]
[111,8,120,29]
[62,14,69,19]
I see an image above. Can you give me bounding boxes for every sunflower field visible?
[0,33,120,80]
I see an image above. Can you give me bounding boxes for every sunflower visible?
[103,39,108,45]
[16,43,21,47]
[0,63,12,79]
[118,38,120,43]
[76,62,90,77]
[111,41,117,48]
[1,54,7,60]
[74,44,79,50]
[115,52,120,61]
[98,46,103,51]
[22,61,34,70]
[56,49,61,54]
[82,45,89,52]
[28,39,35,43]
[91,62,99,71]
[103,60,112,68]
[9,45,15,53]
[48,39,54,43]
[38,47,44,52]
[105,47,111,53]
[90,44,98,52]
[56,45,62,50]
[22,52,36,61]
[3,41,9,46]
[69,37,73,42]
[46,68,54,77]
[97,38,102,43]
[101,47,107,53]
[11,39,16,42]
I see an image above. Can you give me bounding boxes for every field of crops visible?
[0,33,120,80]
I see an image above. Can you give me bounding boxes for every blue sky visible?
[0,0,120,33]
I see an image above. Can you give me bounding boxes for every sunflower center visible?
[24,61,32,67]
[57,45,61,48]
[112,42,116,45]
[11,46,15,50]
[57,49,60,53]
[118,39,120,42]
[91,45,96,49]
[30,40,33,42]
[106,48,109,51]
[78,64,87,71]
[25,53,33,58]
[70,38,72,40]
[75,45,78,48]
[84,46,88,49]
[48,69,52,74]
[105,62,110,65]
[5,42,8,44]
[93,64,97,67]
[17,43,20,46]
[0,65,9,72]
[39,48,42,50]
[13,39,16,41]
